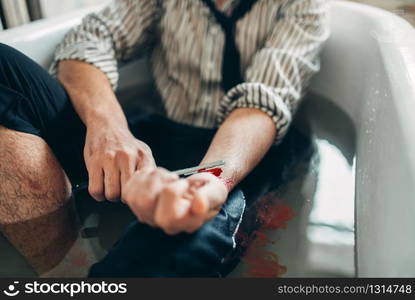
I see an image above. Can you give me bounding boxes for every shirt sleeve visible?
[216,0,330,143]
[49,0,161,90]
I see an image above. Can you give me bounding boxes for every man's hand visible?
[84,120,156,202]
[122,168,228,234]
[57,60,157,202]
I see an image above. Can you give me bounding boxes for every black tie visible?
[201,0,259,92]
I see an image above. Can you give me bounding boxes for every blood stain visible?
[199,167,223,177]
[237,194,295,278]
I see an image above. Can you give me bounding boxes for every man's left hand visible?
[123,169,228,235]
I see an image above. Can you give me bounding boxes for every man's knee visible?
[0,126,71,224]
[0,43,22,67]
[0,43,12,55]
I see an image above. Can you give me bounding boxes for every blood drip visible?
[237,194,296,278]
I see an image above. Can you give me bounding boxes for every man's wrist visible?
[85,109,129,131]
[197,167,235,192]
[219,177,236,192]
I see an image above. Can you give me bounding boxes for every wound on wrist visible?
[198,167,234,191]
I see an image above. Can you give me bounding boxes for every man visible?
[0,0,329,277]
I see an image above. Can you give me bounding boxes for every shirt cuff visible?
[48,41,119,90]
[216,82,293,144]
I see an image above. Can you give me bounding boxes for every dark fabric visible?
[0,43,88,185]
[200,0,258,92]
[88,188,245,277]
[0,43,313,277]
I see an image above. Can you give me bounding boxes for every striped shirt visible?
[50,0,330,143]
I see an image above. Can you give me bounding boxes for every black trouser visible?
[0,43,312,277]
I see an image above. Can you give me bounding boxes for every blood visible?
[236,194,296,278]
[221,177,235,191]
[198,168,235,191]
[198,167,296,277]
[242,246,287,278]
[199,167,223,177]
[257,202,296,230]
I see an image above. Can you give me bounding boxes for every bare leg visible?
[0,126,94,276]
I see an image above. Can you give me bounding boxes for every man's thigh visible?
[0,43,87,185]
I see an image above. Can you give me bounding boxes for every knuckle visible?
[138,145,154,161]
[141,143,152,155]
[115,149,128,159]
[104,151,116,160]
[116,148,134,160]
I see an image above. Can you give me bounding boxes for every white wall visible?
[40,0,109,18]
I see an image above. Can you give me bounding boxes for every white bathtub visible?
[0,0,414,277]
[309,1,415,277]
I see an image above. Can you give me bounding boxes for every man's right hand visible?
[84,120,156,202]
[57,60,156,202]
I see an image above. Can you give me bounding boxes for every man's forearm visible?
[57,60,157,202]
[57,60,127,129]
[200,108,276,191]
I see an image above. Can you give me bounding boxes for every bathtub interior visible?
[0,88,358,278]
[310,1,415,276]
[0,0,415,277]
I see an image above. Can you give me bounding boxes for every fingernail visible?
[176,200,191,218]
